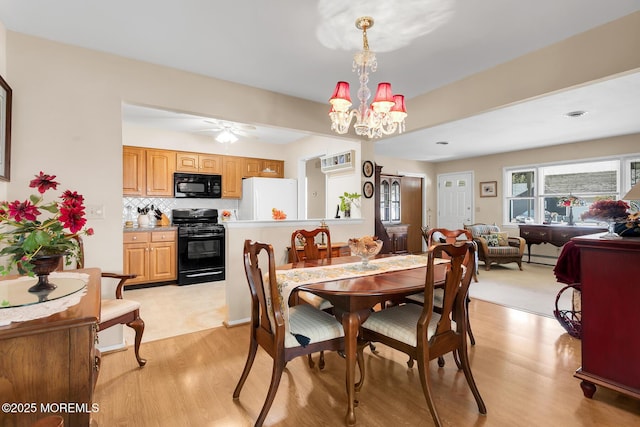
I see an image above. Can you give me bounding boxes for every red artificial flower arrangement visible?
[581,199,630,222]
[0,172,94,275]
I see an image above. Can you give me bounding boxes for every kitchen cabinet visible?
[0,269,101,427]
[145,149,175,197]
[122,146,175,197]
[123,146,145,196]
[222,156,244,198]
[385,224,409,254]
[243,157,284,178]
[123,230,177,285]
[572,235,640,401]
[176,152,222,174]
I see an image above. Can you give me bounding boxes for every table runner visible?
[268,254,446,345]
[0,272,89,326]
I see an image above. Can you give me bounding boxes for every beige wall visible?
[435,133,640,227]
[5,32,336,272]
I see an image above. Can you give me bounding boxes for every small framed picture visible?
[362,160,374,178]
[480,181,497,197]
[363,181,374,198]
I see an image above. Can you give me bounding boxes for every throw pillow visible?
[496,232,509,246]
[482,233,499,247]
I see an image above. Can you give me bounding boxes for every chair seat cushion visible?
[101,299,140,322]
[362,304,443,347]
[297,291,334,311]
[405,288,444,307]
[486,246,520,256]
[286,304,344,348]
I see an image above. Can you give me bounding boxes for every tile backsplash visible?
[122,197,239,225]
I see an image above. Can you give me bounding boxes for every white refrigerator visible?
[238,177,298,220]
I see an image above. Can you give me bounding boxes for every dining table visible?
[277,254,447,426]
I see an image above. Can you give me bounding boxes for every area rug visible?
[468,263,573,318]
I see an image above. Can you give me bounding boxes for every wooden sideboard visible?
[519,224,606,262]
[0,269,101,426]
[572,235,640,401]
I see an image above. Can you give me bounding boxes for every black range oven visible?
[172,208,225,285]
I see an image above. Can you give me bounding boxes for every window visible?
[504,155,640,225]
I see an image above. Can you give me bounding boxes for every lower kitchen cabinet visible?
[123,230,177,285]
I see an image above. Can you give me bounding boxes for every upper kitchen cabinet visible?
[123,146,145,196]
[176,152,222,174]
[145,149,176,197]
[123,146,175,197]
[222,156,244,198]
[243,158,284,178]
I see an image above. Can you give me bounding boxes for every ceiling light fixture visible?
[565,110,587,118]
[329,16,407,139]
[215,129,238,144]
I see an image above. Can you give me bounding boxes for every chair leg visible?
[307,351,326,370]
[233,336,259,399]
[256,358,286,427]
[466,296,476,346]
[355,342,367,392]
[458,341,487,415]
[416,353,443,427]
[126,315,147,367]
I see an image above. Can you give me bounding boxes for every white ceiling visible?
[1,0,639,161]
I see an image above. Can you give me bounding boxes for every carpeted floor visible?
[469,262,573,318]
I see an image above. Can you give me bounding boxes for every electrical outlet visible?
[86,204,105,219]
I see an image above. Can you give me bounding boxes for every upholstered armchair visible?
[464,223,525,271]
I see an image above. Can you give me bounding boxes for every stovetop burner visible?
[172,208,219,224]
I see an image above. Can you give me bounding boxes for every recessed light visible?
[565,110,587,118]
[435,141,449,145]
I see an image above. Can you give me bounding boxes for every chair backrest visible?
[290,228,332,262]
[243,240,283,340]
[420,242,475,339]
[426,228,472,246]
[464,223,500,239]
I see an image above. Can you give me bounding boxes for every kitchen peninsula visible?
[222,218,370,326]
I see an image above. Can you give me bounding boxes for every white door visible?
[437,172,473,229]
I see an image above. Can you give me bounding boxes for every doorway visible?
[400,175,424,253]
[437,172,474,229]
[305,157,326,219]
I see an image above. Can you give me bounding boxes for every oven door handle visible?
[185,271,224,278]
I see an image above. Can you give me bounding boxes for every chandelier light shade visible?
[329,16,407,139]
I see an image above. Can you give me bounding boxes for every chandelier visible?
[329,16,407,139]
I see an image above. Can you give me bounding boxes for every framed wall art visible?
[362,181,374,198]
[480,181,497,197]
[362,160,374,178]
[0,74,12,182]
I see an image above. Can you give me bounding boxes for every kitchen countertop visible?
[123,226,177,232]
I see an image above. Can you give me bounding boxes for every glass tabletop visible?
[0,277,87,308]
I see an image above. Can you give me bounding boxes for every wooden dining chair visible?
[62,236,146,367]
[408,228,478,350]
[233,240,347,427]
[290,228,335,368]
[357,242,486,427]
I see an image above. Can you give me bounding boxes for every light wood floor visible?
[93,299,640,426]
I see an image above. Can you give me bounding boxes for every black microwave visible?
[174,173,222,198]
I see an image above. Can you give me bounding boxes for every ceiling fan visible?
[200,119,257,143]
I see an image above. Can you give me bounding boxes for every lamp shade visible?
[329,81,352,112]
[623,182,640,200]
[389,94,407,123]
[371,82,394,113]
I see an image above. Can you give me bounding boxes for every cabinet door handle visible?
[132,236,137,240]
